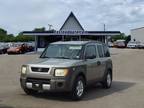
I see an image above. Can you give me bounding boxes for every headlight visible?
[21,66,27,74]
[16,49,20,51]
[55,69,69,77]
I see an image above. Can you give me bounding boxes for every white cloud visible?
[0,0,144,35]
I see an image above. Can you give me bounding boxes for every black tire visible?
[71,76,86,100]
[19,51,22,54]
[101,71,112,89]
[1,50,4,54]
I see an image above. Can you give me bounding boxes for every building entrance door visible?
[64,35,81,41]
[71,36,80,41]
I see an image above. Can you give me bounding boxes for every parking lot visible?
[0,48,144,108]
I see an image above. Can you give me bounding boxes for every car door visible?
[84,44,100,81]
[96,44,107,78]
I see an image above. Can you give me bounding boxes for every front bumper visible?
[20,77,72,92]
[7,51,21,54]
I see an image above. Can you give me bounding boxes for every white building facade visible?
[131,27,144,42]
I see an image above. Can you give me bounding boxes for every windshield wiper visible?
[53,57,70,59]
[40,56,70,59]
[40,56,49,58]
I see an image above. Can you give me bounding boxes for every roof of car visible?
[51,41,103,45]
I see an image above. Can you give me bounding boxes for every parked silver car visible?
[127,41,140,48]
[0,44,9,54]
[20,41,113,100]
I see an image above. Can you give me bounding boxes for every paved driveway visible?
[0,49,144,108]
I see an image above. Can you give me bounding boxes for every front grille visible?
[26,78,50,84]
[31,67,49,73]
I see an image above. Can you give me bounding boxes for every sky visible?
[0,0,144,35]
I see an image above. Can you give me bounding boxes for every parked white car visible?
[108,42,114,47]
[138,42,144,49]
[127,41,140,48]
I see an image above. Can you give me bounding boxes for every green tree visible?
[111,33,125,41]
[124,35,131,44]
[15,34,34,42]
[0,28,7,35]
[111,33,131,44]
[33,27,46,32]
[0,27,35,42]
[0,28,7,42]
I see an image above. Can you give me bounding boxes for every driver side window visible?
[85,45,96,59]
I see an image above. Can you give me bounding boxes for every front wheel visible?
[71,76,85,100]
[23,87,38,95]
[101,71,112,89]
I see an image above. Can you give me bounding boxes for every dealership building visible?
[131,27,144,42]
[23,12,120,51]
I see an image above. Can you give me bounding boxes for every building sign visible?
[55,31,89,35]
[23,31,120,36]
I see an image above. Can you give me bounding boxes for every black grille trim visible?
[31,67,49,73]
[26,78,50,84]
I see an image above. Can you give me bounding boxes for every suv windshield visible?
[40,44,83,59]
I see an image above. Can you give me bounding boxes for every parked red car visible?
[114,40,126,48]
[7,44,28,54]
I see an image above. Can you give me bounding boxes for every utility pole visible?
[103,24,108,44]
[48,24,53,30]
[104,24,106,31]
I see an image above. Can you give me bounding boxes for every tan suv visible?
[20,41,112,100]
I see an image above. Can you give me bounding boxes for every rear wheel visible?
[71,76,85,100]
[101,71,112,89]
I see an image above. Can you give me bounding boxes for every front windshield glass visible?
[40,44,83,59]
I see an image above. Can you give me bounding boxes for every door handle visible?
[97,61,101,66]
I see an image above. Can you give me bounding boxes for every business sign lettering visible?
[55,31,88,35]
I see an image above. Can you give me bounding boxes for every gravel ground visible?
[0,48,144,108]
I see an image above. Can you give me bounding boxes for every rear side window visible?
[85,45,96,59]
[103,45,110,57]
[97,45,104,58]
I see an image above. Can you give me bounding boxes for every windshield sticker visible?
[69,46,82,50]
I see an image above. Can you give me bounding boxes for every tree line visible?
[111,33,131,44]
[0,27,48,42]
[0,28,34,42]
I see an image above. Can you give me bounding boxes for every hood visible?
[28,58,83,67]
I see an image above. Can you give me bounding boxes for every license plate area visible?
[26,78,51,90]
[32,83,42,90]
[26,82,50,90]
